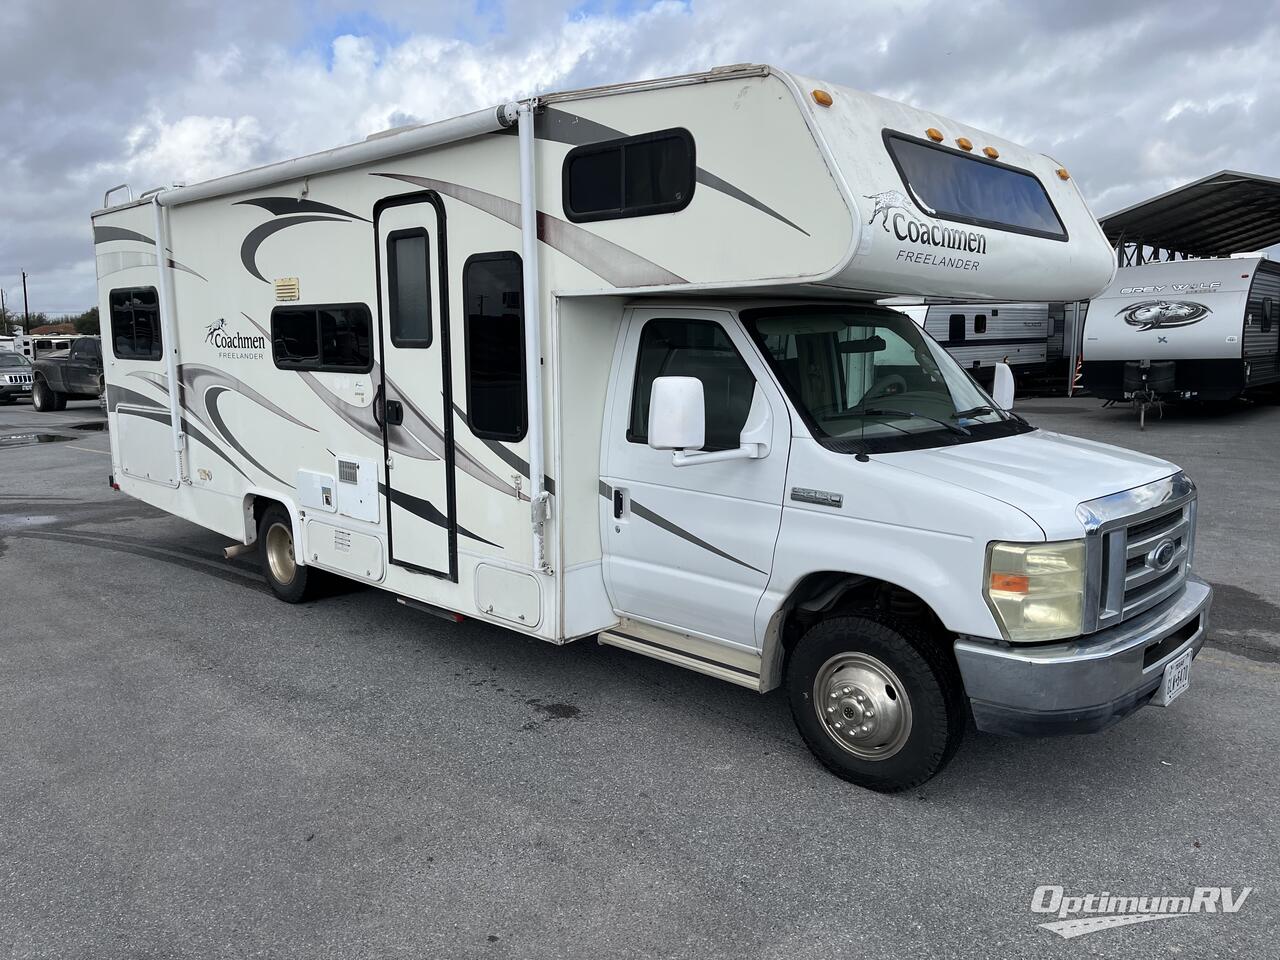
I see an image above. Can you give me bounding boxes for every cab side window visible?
[628,318,755,452]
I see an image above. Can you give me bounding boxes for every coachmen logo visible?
[1118,300,1211,331]
[864,190,986,272]
[205,317,267,359]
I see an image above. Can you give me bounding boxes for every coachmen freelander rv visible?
[1082,256,1280,402]
[93,65,1211,791]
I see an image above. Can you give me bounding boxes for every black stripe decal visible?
[377,483,501,549]
[240,215,348,282]
[598,482,766,576]
[235,197,370,222]
[452,401,555,496]
[204,385,291,486]
[115,406,250,482]
[93,226,155,245]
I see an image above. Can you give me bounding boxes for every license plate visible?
[1153,648,1193,707]
[18,385,30,392]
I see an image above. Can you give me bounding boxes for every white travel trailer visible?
[921,301,1084,388]
[1082,256,1280,402]
[92,65,1211,791]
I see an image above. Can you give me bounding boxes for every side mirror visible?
[992,361,1015,410]
[648,376,705,451]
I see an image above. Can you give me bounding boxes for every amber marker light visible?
[811,89,833,107]
[925,127,944,142]
[983,146,1000,159]
[956,137,973,151]
[1056,168,1071,180]
[990,573,1030,594]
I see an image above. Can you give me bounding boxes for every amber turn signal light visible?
[983,146,1000,159]
[1056,168,1071,180]
[990,573,1030,594]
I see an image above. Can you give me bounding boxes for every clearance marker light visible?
[1056,168,1071,180]
[983,146,1000,159]
[956,137,973,151]
[811,89,833,107]
[925,127,944,142]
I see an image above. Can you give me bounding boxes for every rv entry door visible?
[375,192,457,580]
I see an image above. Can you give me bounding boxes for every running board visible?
[598,620,762,691]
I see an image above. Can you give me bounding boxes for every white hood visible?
[882,429,1178,539]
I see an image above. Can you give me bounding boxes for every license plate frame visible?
[1152,648,1193,707]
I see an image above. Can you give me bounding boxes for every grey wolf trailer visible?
[92,65,1213,791]
[1085,170,1280,402]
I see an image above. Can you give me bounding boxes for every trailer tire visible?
[787,615,965,792]
[257,504,314,603]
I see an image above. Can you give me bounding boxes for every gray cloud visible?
[1,0,1278,314]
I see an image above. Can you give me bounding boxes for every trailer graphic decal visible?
[92,226,208,281]
[865,190,912,229]
[373,173,686,288]
[1117,300,1211,331]
[378,483,500,548]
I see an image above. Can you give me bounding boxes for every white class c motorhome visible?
[92,65,1212,791]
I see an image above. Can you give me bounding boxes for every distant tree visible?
[23,311,49,333]
[72,306,100,335]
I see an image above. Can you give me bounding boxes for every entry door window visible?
[628,318,755,452]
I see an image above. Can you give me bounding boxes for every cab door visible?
[601,308,790,646]
[375,192,456,579]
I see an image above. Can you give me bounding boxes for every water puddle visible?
[71,421,107,431]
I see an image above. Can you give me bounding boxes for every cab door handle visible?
[613,488,626,519]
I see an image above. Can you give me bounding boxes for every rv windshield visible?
[742,305,1033,454]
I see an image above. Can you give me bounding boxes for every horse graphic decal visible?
[205,317,227,343]
[864,190,913,230]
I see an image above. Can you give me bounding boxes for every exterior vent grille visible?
[337,459,359,484]
[274,277,300,301]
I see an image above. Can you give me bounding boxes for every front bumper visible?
[0,383,32,399]
[955,576,1212,736]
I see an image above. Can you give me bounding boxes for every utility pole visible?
[22,270,30,334]
[0,288,7,336]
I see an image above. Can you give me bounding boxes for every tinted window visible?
[948,314,965,343]
[564,128,695,222]
[628,319,755,452]
[388,229,431,347]
[271,304,371,372]
[0,353,30,367]
[887,134,1066,240]
[974,313,988,335]
[109,287,162,361]
[463,252,526,442]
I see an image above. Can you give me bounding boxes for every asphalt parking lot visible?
[1,396,1277,960]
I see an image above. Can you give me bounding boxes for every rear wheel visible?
[32,378,64,412]
[787,615,965,792]
[257,504,314,603]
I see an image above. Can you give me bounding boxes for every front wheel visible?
[787,615,965,792]
[257,504,315,603]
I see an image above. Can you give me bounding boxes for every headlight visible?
[984,540,1085,642]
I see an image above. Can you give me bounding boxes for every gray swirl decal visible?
[1117,300,1212,331]
[239,215,348,282]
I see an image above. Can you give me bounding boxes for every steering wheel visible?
[863,374,908,402]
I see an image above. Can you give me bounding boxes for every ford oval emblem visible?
[1149,538,1177,571]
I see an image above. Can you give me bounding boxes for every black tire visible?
[32,377,66,412]
[257,504,315,603]
[787,615,965,792]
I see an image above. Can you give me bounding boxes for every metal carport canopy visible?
[1099,170,1280,258]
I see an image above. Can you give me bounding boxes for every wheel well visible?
[765,572,952,687]
[245,494,290,544]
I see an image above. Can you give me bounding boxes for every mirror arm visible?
[672,441,766,468]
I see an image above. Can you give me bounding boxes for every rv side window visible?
[387,228,432,348]
[1263,298,1274,333]
[628,318,754,453]
[563,128,695,223]
[885,132,1067,240]
[271,304,372,372]
[948,314,966,343]
[463,252,526,442]
[108,287,162,361]
[974,314,988,334]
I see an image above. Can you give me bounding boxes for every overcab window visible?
[109,287,162,361]
[563,128,695,223]
[463,252,526,442]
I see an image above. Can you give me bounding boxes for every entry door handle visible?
[612,487,626,519]
[385,400,404,426]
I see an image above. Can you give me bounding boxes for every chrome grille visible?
[1078,473,1197,633]
[6,374,32,384]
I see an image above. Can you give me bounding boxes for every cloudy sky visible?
[2,0,1278,315]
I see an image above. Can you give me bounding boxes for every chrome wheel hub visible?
[813,652,912,760]
[265,522,297,586]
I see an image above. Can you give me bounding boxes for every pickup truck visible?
[31,337,103,411]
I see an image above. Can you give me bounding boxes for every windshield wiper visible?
[850,407,971,437]
[952,404,994,420]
